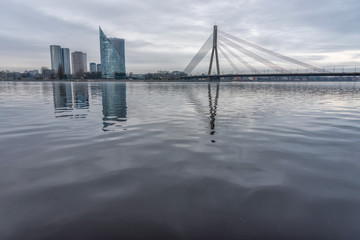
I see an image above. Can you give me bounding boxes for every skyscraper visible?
[50,45,62,73]
[97,64,101,72]
[71,51,87,77]
[61,48,71,74]
[50,45,71,75]
[83,53,88,72]
[99,27,126,79]
[90,62,97,73]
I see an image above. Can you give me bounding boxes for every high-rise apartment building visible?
[71,51,87,77]
[99,27,126,79]
[61,48,71,74]
[90,62,97,73]
[83,53,87,72]
[50,45,71,74]
[50,45,62,73]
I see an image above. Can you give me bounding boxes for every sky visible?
[1,0,360,73]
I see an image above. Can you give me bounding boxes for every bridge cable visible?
[218,42,260,73]
[219,30,326,73]
[219,36,289,73]
[184,34,213,74]
[183,34,212,74]
[218,44,241,73]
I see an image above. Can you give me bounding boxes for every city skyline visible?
[1,0,360,73]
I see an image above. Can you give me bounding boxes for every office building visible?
[90,62,97,73]
[50,45,62,73]
[97,64,101,72]
[24,70,39,76]
[50,45,71,74]
[42,69,54,79]
[83,53,87,72]
[99,27,126,79]
[71,51,87,77]
[61,48,71,74]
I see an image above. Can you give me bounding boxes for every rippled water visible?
[1,81,360,239]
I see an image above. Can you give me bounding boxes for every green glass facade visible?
[99,27,126,79]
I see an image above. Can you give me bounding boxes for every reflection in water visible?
[53,82,73,110]
[184,83,221,140]
[2,82,360,239]
[73,83,89,110]
[52,82,126,129]
[208,83,220,139]
[53,82,89,118]
[102,83,127,131]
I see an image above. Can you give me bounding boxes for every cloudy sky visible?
[1,0,360,73]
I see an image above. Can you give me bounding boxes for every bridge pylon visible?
[208,25,220,75]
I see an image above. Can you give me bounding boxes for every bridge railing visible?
[187,65,360,76]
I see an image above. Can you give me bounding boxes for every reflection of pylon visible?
[208,25,220,75]
[208,83,220,136]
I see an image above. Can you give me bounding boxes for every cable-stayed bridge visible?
[183,26,360,80]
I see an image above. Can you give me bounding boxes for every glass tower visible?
[99,27,126,79]
[61,48,71,74]
[90,62,97,73]
[50,45,71,74]
[50,45,62,73]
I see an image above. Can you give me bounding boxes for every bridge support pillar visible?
[208,25,220,75]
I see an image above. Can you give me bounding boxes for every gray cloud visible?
[1,0,360,73]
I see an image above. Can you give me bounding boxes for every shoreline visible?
[0,78,360,83]
[1,79,360,83]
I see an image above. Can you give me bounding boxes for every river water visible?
[1,81,360,239]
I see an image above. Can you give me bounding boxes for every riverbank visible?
[1,78,360,82]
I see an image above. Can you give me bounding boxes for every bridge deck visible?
[182,72,360,79]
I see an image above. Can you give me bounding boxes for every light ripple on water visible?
[0,81,360,239]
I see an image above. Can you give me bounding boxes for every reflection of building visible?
[71,51,87,76]
[99,27,126,79]
[72,83,89,109]
[52,82,89,119]
[90,62,97,73]
[50,45,62,73]
[102,83,127,130]
[52,82,73,109]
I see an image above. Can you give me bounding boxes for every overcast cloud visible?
[1,0,360,73]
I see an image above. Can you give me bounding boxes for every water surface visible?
[1,81,360,239]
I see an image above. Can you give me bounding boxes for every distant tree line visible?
[144,71,187,80]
